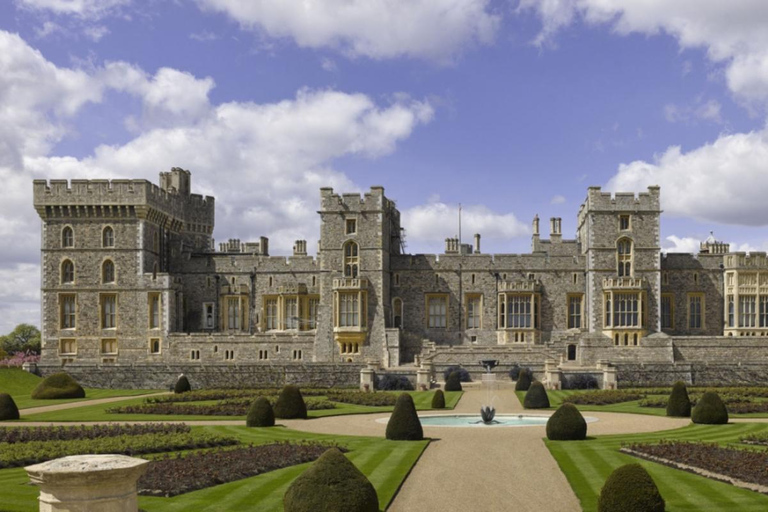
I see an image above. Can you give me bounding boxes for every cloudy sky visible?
[1,0,768,333]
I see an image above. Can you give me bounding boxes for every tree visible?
[0,324,41,355]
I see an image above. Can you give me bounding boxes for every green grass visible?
[21,390,462,422]
[546,422,768,511]
[0,425,428,512]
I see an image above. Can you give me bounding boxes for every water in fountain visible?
[479,360,499,424]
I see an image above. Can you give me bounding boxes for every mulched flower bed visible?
[561,390,644,406]
[139,442,343,497]
[109,397,335,416]
[0,423,190,444]
[146,388,343,404]
[624,387,768,398]
[326,391,398,407]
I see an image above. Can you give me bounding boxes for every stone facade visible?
[32,169,768,388]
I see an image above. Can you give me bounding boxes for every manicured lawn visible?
[0,368,161,410]
[546,422,768,511]
[0,425,428,512]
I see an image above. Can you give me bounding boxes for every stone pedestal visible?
[416,362,433,390]
[22,362,38,374]
[603,365,617,390]
[543,358,562,390]
[360,368,375,392]
[25,454,149,512]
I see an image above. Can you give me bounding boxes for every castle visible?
[32,168,768,388]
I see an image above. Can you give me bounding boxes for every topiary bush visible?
[386,393,423,441]
[274,385,308,419]
[515,368,533,391]
[523,381,550,409]
[666,381,692,418]
[0,393,20,421]
[246,397,275,427]
[563,373,599,390]
[376,374,414,391]
[691,391,728,425]
[508,364,522,381]
[283,448,379,512]
[174,375,191,394]
[431,389,445,409]
[444,371,462,392]
[597,463,665,512]
[546,403,587,441]
[31,373,85,399]
[442,366,471,382]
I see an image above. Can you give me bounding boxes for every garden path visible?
[18,391,169,416]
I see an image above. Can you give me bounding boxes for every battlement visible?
[578,185,661,216]
[320,185,393,213]
[724,252,768,269]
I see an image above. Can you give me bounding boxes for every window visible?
[285,298,299,330]
[341,342,360,354]
[149,293,161,329]
[661,294,674,330]
[265,298,278,330]
[740,295,757,328]
[203,303,214,329]
[613,293,640,327]
[393,298,403,328]
[102,260,115,284]
[343,241,359,278]
[760,297,768,328]
[500,295,533,329]
[59,338,76,356]
[308,298,319,330]
[728,295,735,328]
[149,338,161,354]
[567,295,582,329]
[619,215,631,230]
[62,226,74,248]
[466,295,482,329]
[60,294,76,329]
[427,295,448,328]
[61,260,75,284]
[258,349,268,360]
[101,294,117,329]
[101,338,118,355]
[394,273,400,286]
[102,226,114,247]
[346,218,357,234]
[617,239,632,277]
[227,297,240,330]
[224,350,235,360]
[688,294,703,330]
[339,292,360,327]
[292,349,303,360]
[190,350,200,360]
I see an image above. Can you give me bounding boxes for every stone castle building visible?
[32,168,768,387]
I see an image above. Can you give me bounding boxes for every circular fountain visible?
[479,360,499,424]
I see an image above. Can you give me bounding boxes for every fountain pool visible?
[376,413,599,428]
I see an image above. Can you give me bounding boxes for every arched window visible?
[617,239,632,277]
[102,226,114,247]
[102,260,115,284]
[343,241,359,278]
[61,260,74,284]
[62,226,74,248]
[393,298,403,328]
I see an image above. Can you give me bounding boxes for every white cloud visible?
[664,99,722,124]
[550,194,566,204]
[663,235,701,254]
[321,57,338,72]
[16,0,129,20]
[83,24,109,41]
[190,30,218,42]
[195,0,501,62]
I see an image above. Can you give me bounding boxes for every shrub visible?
[274,385,308,419]
[563,374,598,390]
[444,371,462,392]
[0,393,20,421]
[563,390,644,406]
[515,368,533,391]
[283,448,378,512]
[692,391,728,425]
[508,364,522,381]
[386,393,423,441]
[666,381,691,418]
[523,381,550,409]
[174,375,191,394]
[546,403,587,441]
[431,389,445,409]
[246,397,275,427]
[442,366,471,382]
[376,374,414,391]
[597,463,665,512]
[31,373,85,399]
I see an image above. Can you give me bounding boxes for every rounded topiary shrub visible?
[515,368,533,391]
[546,403,587,441]
[0,393,20,421]
[523,381,550,409]
[274,385,308,419]
[692,391,728,425]
[508,364,522,381]
[444,371,462,392]
[386,393,423,441]
[666,381,691,418]
[173,374,191,394]
[283,448,378,512]
[31,373,85,399]
[246,397,275,427]
[442,366,471,382]
[376,374,414,391]
[598,463,665,512]
[431,389,446,409]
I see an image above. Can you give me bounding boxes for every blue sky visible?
[1,0,768,332]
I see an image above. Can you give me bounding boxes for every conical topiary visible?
[546,403,587,440]
[274,385,308,419]
[691,391,728,425]
[523,381,550,409]
[386,393,423,440]
[283,448,379,512]
[174,374,191,394]
[515,368,533,391]
[31,373,85,399]
[0,393,20,420]
[444,371,462,392]
[246,397,275,427]
[666,381,691,417]
[598,463,665,512]
[431,389,446,409]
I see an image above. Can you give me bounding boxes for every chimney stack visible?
[474,233,481,254]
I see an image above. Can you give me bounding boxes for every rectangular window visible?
[661,294,674,330]
[285,298,299,330]
[506,295,532,329]
[339,293,360,327]
[149,338,161,354]
[203,303,215,329]
[100,338,117,355]
[265,298,278,331]
[346,218,357,234]
[60,294,76,329]
[308,298,319,330]
[619,215,630,230]
[728,295,735,328]
[101,294,117,329]
[466,295,481,329]
[227,297,240,330]
[292,349,303,360]
[740,295,757,328]
[760,297,768,328]
[427,295,447,328]
[613,293,640,327]
[689,295,703,330]
[59,338,76,356]
[567,295,582,329]
[149,293,161,329]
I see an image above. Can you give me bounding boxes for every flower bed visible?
[139,442,342,497]
[109,397,335,416]
[740,432,768,446]
[0,423,190,444]
[639,393,764,409]
[561,390,644,406]
[625,386,768,398]
[146,388,340,404]
[326,391,398,407]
